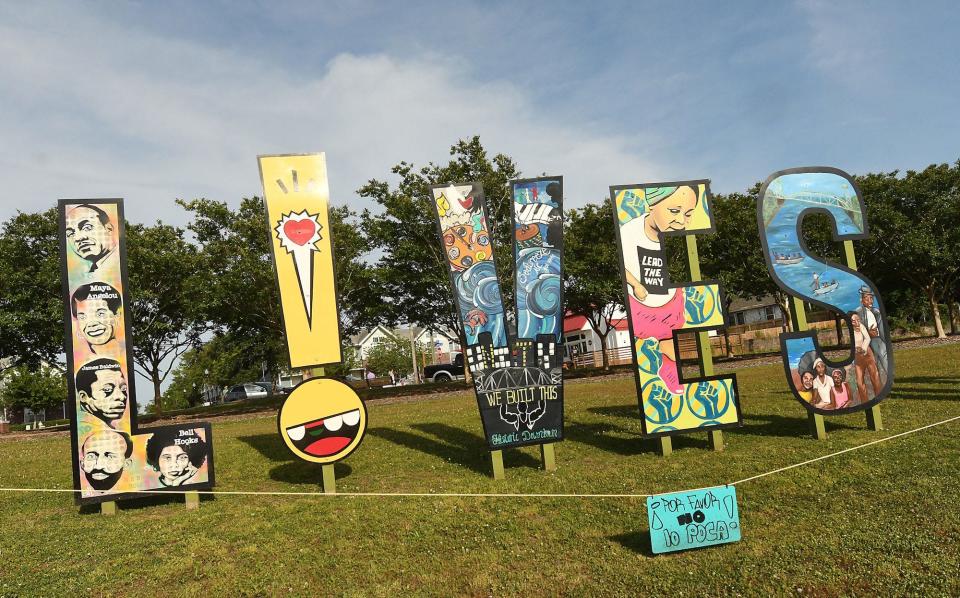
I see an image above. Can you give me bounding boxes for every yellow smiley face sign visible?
[278,378,367,464]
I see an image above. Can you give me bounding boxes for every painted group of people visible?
[796,286,889,410]
[67,203,207,494]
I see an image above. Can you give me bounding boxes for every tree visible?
[126,222,207,413]
[563,202,623,369]
[161,332,270,411]
[329,205,377,336]
[0,363,67,416]
[358,136,521,344]
[364,335,417,379]
[697,190,794,351]
[857,162,960,338]
[0,209,64,372]
[179,197,372,385]
[178,197,286,383]
[325,344,360,379]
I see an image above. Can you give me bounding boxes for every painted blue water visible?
[763,173,864,314]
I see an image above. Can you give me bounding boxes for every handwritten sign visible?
[647,486,741,554]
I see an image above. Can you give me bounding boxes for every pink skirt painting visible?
[629,291,685,393]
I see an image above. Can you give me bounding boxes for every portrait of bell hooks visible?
[145,428,208,487]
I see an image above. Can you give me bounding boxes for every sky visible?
[2,0,959,226]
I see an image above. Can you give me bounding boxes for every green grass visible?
[1,343,959,596]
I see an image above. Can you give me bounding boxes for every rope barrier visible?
[1,413,957,500]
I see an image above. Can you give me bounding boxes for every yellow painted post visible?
[185,490,199,510]
[686,236,724,452]
[540,443,556,471]
[843,240,883,432]
[490,450,505,479]
[101,501,117,516]
[321,464,336,494]
[866,405,883,431]
[657,436,672,457]
[792,296,826,440]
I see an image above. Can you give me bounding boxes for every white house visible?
[350,325,400,360]
[727,296,786,326]
[563,313,632,366]
[414,328,461,365]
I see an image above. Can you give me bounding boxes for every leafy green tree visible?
[857,162,960,338]
[325,344,361,379]
[179,197,372,386]
[178,197,285,382]
[697,190,795,349]
[0,209,63,372]
[358,136,521,344]
[0,363,67,415]
[126,222,207,413]
[563,202,623,369]
[364,335,417,379]
[162,332,271,411]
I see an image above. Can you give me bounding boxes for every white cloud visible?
[0,5,663,225]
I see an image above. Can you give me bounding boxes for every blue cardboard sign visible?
[647,485,741,554]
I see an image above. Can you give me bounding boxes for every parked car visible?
[252,381,288,396]
[222,383,270,402]
[424,353,465,383]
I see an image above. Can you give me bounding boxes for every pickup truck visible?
[423,353,465,382]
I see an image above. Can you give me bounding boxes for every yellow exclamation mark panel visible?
[259,153,342,368]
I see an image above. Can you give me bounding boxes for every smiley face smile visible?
[285,408,362,458]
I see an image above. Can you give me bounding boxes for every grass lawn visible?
[1,342,959,596]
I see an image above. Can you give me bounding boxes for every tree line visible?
[2,137,958,414]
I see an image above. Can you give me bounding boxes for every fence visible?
[568,316,855,368]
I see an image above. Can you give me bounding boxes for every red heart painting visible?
[283,219,316,246]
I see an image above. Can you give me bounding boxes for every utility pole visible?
[409,327,420,384]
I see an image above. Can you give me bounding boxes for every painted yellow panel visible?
[259,153,342,368]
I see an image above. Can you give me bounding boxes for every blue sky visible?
[1,0,958,226]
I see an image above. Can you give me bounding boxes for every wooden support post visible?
[657,436,672,457]
[866,405,883,431]
[808,412,827,440]
[708,430,724,452]
[791,297,828,440]
[791,296,809,331]
[101,501,117,516]
[540,443,556,471]
[696,329,725,452]
[843,241,883,433]
[490,450,505,480]
[321,464,336,494]
[687,236,725,452]
[185,490,199,510]
[843,240,858,271]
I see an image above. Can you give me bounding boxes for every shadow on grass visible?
[587,405,640,420]
[268,461,352,486]
[610,530,655,557]
[236,433,353,484]
[78,492,216,515]
[892,388,960,401]
[565,420,709,455]
[369,423,540,475]
[894,375,960,384]
[238,433,290,462]
[736,413,862,438]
